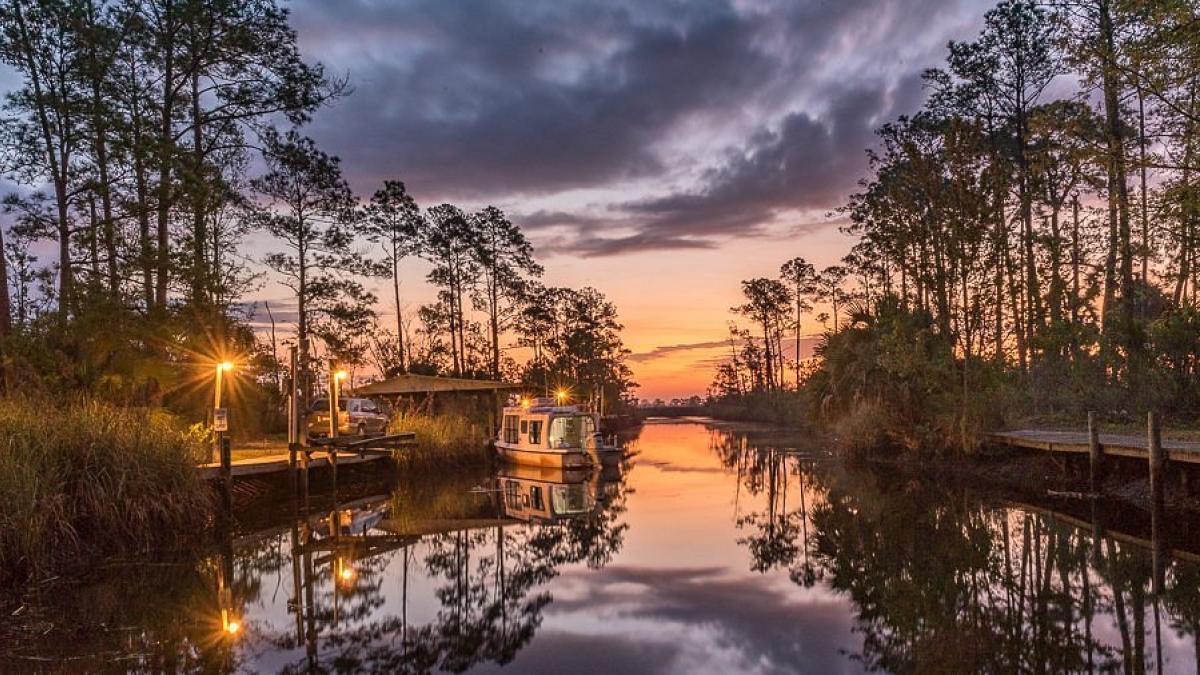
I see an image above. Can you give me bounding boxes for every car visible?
[306,397,390,440]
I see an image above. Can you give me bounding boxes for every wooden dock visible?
[986,429,1200,464]
[197,450,392,480]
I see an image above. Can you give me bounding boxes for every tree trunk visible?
[392,238,406,373]
[1099,0,1136,363]
[155,0,176,310]
[0,223,10,339]
[190,67,207,305]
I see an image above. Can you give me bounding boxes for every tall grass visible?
[387,411,493,468]
[0,397,212,583]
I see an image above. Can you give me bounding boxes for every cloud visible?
[628,340,730,363]
[284,0,991,256]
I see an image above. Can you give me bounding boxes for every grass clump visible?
[0,396,212,583]
[388,410,493,467]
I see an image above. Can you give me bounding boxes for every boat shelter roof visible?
[354,373,522,397]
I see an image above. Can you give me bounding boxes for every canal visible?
[3,419,1199,673]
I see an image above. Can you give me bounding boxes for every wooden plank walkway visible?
[196,450,389,480]
[986,429,1200,464]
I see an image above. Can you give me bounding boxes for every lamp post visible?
[213,361,234,463]
[329,367,349,439]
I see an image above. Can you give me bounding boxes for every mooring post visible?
[1088,411,1103,495]
[1148,411,1167,594]
[287,346,299,488]
[1149,411,1165,508]
[220,435,233,511]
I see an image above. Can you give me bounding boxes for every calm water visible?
[3,419,1200,674]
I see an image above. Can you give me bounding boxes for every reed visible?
[0,396,212,583]
[387,410,493,468]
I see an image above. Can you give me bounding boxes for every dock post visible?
[220,435,233,511]
[1148,411,1166,594]
[1149,411,1165,509]
[287,346,300,492]
[1088,411,1103,495]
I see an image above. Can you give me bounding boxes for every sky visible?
[50,0,1003,400]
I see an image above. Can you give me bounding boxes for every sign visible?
[213,407,229,432]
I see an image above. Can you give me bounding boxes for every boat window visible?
[529,420,543,445]
[529,486,544,511]
[520,420,528,434]
[503,416,520,444]
[549,415,595,448]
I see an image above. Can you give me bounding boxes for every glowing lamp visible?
[334,370,349,381]
[225,620,240,635]
[218,361,235,372]
[555,389,568,403]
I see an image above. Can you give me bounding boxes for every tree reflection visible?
[274,467,629,674]
[718,427,1199,674]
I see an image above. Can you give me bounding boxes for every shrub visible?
[830,399,895,459]
[387,411,493,468]
[0,396,212,583]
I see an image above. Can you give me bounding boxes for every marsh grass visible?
[0,397,212,583]
[388,411,493,468]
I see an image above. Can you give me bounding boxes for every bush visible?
[830,399,895,460]
[387,411,493,467]
[0,396,212,583]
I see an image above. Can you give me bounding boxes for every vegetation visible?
[0,397,210,583]
[0,0,635,416]
[0,0,636,579]
[710,0,1200,454]
[386,410,492,468]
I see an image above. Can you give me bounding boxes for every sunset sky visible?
[248,0,992,399]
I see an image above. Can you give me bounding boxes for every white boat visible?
[495,399,623,469]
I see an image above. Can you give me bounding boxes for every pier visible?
[985,428,1200,463]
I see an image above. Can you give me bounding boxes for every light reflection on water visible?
[3,419,1200,674]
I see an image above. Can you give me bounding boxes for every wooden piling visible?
[1149,411,1166,594]
[220,436,233,511]
[1088,411,1103,495]
[1149,411,1165,509]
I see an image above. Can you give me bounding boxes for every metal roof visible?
[353,373,523,396]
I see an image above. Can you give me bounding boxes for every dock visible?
[199,432,418,481]
[197,450,391,480]
[986,429,1200,464]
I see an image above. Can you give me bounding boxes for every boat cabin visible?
[495,400,601,469]
[500,403,598,450]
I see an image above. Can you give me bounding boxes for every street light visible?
[329,367,349,439]
[213,361,236,463]
[555,388,569,404]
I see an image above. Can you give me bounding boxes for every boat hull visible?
[589,447,624,468]
[496,444,591,469]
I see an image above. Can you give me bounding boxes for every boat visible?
[494,398,624,469]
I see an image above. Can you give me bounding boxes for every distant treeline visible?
[0,0,634,425]
[711,1,1200,453]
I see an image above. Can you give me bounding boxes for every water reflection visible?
[715,428,1200,674]
[3,421,1200,673]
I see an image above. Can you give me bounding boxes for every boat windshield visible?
[548,415,595,449]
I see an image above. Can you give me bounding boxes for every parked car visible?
[306,397,389,439]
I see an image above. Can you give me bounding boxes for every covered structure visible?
[353,374,523,424]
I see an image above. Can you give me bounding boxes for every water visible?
[3,419,1200,673]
